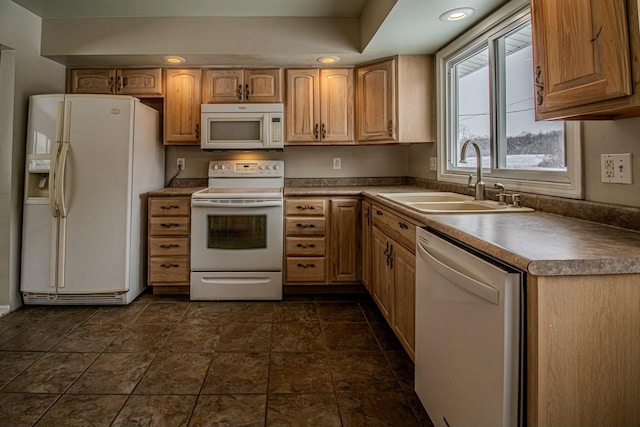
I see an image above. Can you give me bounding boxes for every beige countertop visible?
[148,187,204,197]
[286,185,640,276]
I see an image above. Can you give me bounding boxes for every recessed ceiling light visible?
[439,7,475,22]
[317,56,340,64]
[162,56,186,64]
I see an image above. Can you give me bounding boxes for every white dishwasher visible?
[415,227,523,427]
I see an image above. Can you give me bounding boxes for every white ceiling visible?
[12,0,510,67]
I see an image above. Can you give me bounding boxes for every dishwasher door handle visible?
[417,240,499,305]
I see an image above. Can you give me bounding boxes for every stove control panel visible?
[208,160,284,178]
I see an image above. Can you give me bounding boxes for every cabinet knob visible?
[160,244,179,249]
[388,120,393,137]
[321,123,326,139]
[160,223,180,228]
[534,66,544,106]
[160,263,179,268]
[296,223,315,229]
[160,205,180,210]
[314,123,319,139]
[237,84,243,100]
[245,83,250,100]
[296,263,316,269]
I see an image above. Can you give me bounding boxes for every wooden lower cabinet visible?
[361,200,372,291]
[148,195,191,294]
[284,197,361,285]
[368,202,417,360]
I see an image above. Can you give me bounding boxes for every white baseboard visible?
[0,305,11,318]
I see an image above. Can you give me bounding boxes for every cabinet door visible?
[372,227,394,321]
[164,68,202,145]
[361,200,372,291]
[392,242,416,359]
[532,0,631,117]
[68,69,116,94]
[330,198,361,283]
[116,68,163,96]
[356,59,395,142]
[202,69,244,103]
[245,68,282,103]
[286,69,320,143]
[320,68,354,142]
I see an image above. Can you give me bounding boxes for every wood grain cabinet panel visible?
[164,68,201,145]
[203,68,282,103]
[531,0,640,119]
[148,194,191,294]
[286,68,354,144]
[68,68,163,96]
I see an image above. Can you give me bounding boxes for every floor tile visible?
[216,322,272,352]
[266,393,341,427]
[135,352,211,394]
[189,394,266,427]
[317,302,367,322]
[67,352,155,394]
[111,394,196,427]
[269,352,333,393]
[370,321,404,350]
[337,392,421,427]
[0,322,28,345]
[38,306,98,323]
[406,391,436,427]
[0,351,44,389]
[360,302,387,323]
[202,352,269,394]
[328,351,399,392]
[50,323,124,352]
[273,302,319,322]
[385,349,415,392]
[136,302,189,324]
[0,322,77,351]
[322,322,380,351]
[0,393,59,427]
[34,394,127,427]
[271,322,326,352]
[4,352,98,393]
[85,304,146,324]
[162,324,224,352]
[182,302,274,325]
[0,306,50,322]
[105,324,173,352]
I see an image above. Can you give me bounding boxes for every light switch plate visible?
[429,157,437,171]
[601,153,632,184]
[333,157,342,170]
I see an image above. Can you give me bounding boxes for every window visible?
[437,0,582,198]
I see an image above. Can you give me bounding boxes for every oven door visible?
[191,198,283,271]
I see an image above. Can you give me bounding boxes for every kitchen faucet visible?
[459,140,485,200]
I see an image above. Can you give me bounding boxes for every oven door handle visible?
[191,200,283,208]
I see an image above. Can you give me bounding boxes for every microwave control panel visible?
[271,117,282,142]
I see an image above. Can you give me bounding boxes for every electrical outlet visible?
[333,157,342,170]
[177,157,185,170]
[601,153,632,184]
[429,157,437,171]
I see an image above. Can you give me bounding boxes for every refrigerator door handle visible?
[55,100,72,289]
[48,101,65,289]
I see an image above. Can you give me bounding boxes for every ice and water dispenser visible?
[25,155,51,200]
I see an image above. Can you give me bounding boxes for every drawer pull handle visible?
[376,210,383,216]
[296,263,316,269]
[160,223,180,228]
[160,263,179,268]
[296,223,315,229]
[160,205,180,210]
[296,205,316,210]
[160,244,180,249]
[296,243,316,249]
[398,222,409,230]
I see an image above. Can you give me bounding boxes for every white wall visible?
[0,0,65,311]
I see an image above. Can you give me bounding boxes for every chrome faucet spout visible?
[460,140,485,200]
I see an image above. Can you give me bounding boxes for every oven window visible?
[207,215,267,249]
[210,120,261,141]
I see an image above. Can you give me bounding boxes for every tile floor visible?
[0,292,434,427]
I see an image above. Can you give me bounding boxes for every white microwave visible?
[200,103,284,150]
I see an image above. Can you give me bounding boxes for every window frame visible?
[436,0,583,199]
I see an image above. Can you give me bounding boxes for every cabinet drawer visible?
[149,216,190,236]
[285,217,326,236]
[149,237,190,256]
[285,237,326,256]
[372,206,416,251]
[149,197,190,217]
[286,257,326,282]
[149,256,190,283]
[285,199,326,216]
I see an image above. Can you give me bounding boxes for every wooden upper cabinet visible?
[164,68,202,145]
[286,68,354,144]
[67,68,163,96]
[202,68,282,103]
[532,0,640,119]
[356,55,433,143]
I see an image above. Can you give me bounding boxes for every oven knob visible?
[259,165,265,170]
[274,164,281,170]
[221,165,226,170]
[265,165,272,170]
[213,164,219,170]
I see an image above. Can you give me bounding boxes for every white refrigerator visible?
[21,94,165,305]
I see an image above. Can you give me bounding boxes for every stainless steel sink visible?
[378,192,533,214]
